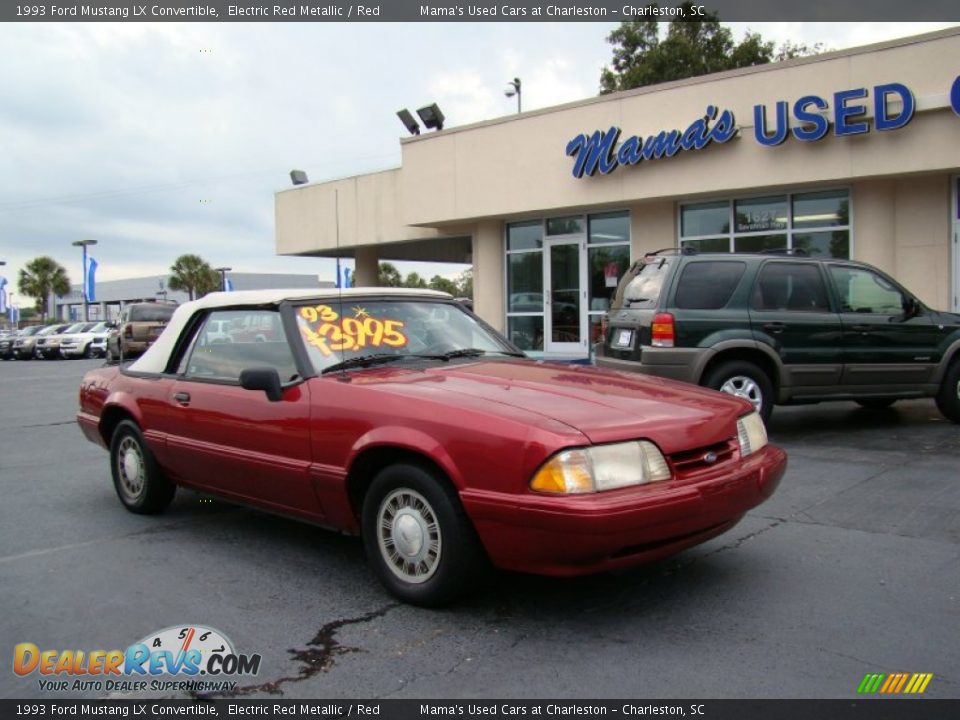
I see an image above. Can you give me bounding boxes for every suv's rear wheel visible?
[704,360,774,423]
[935,361,960,423]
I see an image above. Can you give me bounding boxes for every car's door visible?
[154,308,320,517]
[826,264,941,388]
[748,261,843,390]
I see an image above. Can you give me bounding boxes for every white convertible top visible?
[129,287,451,373]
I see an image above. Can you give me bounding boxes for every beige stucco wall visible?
[396,30,960,227]
[274,28,960,323]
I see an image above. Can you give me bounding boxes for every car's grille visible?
[668,439,738,476]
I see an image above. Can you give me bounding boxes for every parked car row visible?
[1,321,110,360]
[1,302,179,363]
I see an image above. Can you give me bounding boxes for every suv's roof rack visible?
[758,248,809,256]
[643,246,699,259]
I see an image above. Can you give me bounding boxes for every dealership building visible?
[275,28,960,360]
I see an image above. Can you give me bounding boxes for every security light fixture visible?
[505,77,521,113]
[416,103,445,131]
[290,170,309,186]
[396,109,421,135]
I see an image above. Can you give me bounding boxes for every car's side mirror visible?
[239,367,283,402]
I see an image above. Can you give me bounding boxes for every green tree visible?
[600,3,822,93]
[377,262,403,287]
[403,271,428,289]
[428,275,459,295]
[455,269,473,299]
[17,256,70,322]
[168,254,219,300]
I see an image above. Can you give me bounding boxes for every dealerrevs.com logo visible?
[13,625,261,694]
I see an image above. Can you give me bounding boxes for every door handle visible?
[174,392,191,405]
[850,324,872,333]
[762,322,786,334]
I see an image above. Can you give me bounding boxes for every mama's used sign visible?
[566,76,960,179]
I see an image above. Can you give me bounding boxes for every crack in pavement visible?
[195,604,399,699]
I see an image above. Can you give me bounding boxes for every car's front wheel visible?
[935,361,960,423]
[704,360,774,423]
[361,462,486,607]
[110,420,175,514]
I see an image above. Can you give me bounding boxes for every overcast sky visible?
[1,20,957,305]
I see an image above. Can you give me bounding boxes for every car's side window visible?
[828,266,904,315]
[751,262,831,312]
[181,309,299,383]
[674,261,746,310]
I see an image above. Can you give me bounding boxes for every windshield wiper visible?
[427,348,526,360]
[322,353,409,374]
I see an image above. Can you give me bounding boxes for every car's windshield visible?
[128,304,175,322]
[294,299,519,373]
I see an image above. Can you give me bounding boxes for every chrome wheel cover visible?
[116,436,145,502]
[720,375,763,412]
[377,488,441,584]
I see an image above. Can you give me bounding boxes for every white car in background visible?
[61,322,110,359]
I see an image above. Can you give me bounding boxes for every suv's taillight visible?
[651,313,675,348]
[124,324,133,338]
[600,315,609,342]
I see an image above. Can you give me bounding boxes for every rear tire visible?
[704,360,774,423]
[856,398,896,410]
[109,420,175,514]
[361,462,486,607]
[935,361,960,423]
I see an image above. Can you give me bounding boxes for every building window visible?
[680,189,850,258]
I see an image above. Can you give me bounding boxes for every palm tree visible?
[18,256,70,322]
[168,254,219,300]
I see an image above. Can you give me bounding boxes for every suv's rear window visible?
[615,258,673,309]
[675,261,746,310]
[129,304,176,322]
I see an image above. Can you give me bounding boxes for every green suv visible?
[595,249,960,424]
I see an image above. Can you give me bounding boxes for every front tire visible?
[110,420,175,514]
[361,462,486,607]
[704,360,774,423]
[935,361,960,423]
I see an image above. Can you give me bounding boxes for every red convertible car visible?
[77,289,786,606]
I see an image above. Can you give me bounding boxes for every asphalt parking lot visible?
[1,358,957,700]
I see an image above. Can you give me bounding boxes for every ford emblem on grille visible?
[703,451,718,464]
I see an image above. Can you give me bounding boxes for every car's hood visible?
[360,360,751,453]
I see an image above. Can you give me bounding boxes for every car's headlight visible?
[737,412,768,457]
[530,440,671,494]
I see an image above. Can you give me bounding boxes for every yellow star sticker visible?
[352,306,370,318]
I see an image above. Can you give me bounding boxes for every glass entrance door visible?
[544,238,587,355]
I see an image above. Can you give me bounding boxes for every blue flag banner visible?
[224,277,235,292]
[342,267,352,288]
[0,276,7,314]
[85,257,98,302]
[10,306,20,324]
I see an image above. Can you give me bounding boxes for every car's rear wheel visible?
[935,361,960,423]
[361,462,486,607]
[704,360,774,423]
[83,343,95,359]
[110,420,175,514]
[856,398,897,410]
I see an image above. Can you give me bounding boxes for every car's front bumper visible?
[461,444,786,576]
